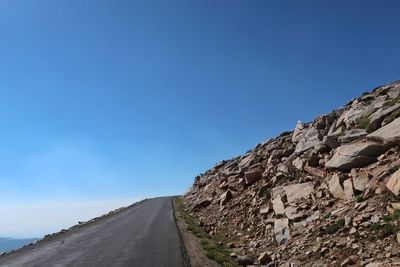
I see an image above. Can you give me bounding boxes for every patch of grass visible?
[201,239,236,267]
[383,108,400,125]
[383,210,400,222]
[356,117,372,132]
[393,210,400,219]
[381,223,396,238]
[325,218,345,234]
[372,222,397,238]
[174,198,238,267]
[383,215,393,222]
[383,95,400,107]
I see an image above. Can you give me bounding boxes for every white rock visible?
[386,169,400,196]
[272,195,285,215]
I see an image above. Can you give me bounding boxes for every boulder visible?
[338,129,368,143]
[292,157,305,170]
[325,141,389,171]
[368,103,400,131]
[328,174,347,200]
[386,169,400,196]
[238,154,255,169]
[292,121,306,143]
[343,179,354,199]
[284,182,314,202]
[274,218,290,244]
[295,127,323,153]
[268,149,283,165]
[336,102,367,129]
[350,170,370,192]
[324,136,340,149]
[367,117,400,146]
[272,195,285,215]
[192,199,212,212]
[244,169,262,185]
[220,190,233,206]
[304,165,326,178]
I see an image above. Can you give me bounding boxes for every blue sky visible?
[0,0,399,237]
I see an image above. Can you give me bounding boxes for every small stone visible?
[355,202,367,211]
[370,215,379,223]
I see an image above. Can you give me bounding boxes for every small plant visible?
[383,96,400,107]
[383,109,400,125]
[325,218,345,234]
[383,215,393,222]
[356,117,372,132]
[381,223,396,238]
[393,210,400,219]
[372,223,382,232]
[371,222,396,238]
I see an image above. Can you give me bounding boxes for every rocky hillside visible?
[184,80,400,267]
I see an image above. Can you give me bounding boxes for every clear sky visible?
[0,0,399,237]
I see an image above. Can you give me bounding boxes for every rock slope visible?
[184,80,400,267]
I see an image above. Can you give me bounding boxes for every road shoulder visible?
[172,197,230,267]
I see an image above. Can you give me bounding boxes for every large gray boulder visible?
[325,141,389,171]
[294,127,323,153]
[367,117,400,146]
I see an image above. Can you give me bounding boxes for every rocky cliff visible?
[184,80,400,267]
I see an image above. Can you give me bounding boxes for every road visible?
[0,197,188,267]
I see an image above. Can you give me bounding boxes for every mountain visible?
[0,238,38,253]
[184,80,400,266]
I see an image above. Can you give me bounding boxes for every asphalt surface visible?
[0,197,188,267]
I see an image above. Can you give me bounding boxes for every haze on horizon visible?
[0,0,399,238]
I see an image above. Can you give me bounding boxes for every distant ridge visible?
[0,238,38,253]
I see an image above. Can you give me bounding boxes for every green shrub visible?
[381,223,396,238]
[383,96,400,107]
[325,219,345,234]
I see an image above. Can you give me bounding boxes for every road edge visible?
[172,196,192,267]
[172,197,222,267]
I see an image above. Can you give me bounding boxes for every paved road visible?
[0,197,188,267]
